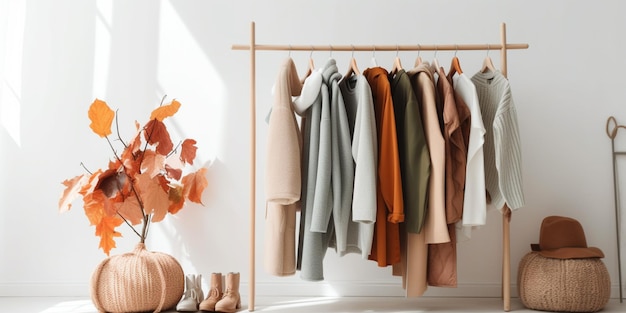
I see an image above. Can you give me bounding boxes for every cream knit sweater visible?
[471,70,525,212]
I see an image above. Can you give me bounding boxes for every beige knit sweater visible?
[264,58,302,277]
[265,58,303,205]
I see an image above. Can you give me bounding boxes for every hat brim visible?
[539,246,604,259]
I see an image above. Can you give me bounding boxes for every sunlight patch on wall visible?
[92,0,112,97]
[0,0,25,147]
[156,0,225,166]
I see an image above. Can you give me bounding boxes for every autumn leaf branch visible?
[58,97,208,255]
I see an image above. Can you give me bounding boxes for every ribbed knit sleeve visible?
[471,71,525,212]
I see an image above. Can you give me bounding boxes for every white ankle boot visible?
[176,274,204,311]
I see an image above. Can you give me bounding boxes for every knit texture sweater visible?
[263,58,303,276]
[297,59,347,281]
[265,58,303,205]
[471,70,525,212]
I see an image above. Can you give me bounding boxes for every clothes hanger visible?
[344,45,361,77]
[391,45,403,75]
[370,46,378,67]
[481,44,497,73]
[431,45,441,74]
[414,44,423,67]
[301,47,315,83]
[448,45,463,77]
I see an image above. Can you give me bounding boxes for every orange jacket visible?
[364,67,403,267]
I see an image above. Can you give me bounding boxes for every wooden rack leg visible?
[503,206,511,312]
[499,22,511,312]
[249,21,256,312]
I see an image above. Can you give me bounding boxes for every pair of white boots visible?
[176,272,241,312]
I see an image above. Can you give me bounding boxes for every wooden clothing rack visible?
[232,21,529,312]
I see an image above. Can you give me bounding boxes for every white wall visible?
[2,0,626,301]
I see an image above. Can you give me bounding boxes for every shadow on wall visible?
[144,1,245,283]
[147,157,248,281]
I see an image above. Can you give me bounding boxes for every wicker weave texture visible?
[518,252,610,312]
[90,243,184,313]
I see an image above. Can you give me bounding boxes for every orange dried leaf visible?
[88,99,115,138]
[141,149,165,178]
[157,174,170,191]
[144,119,173,155]
[117,196,144,225]
[135,172,170,222]
[168,185,185,214]
[182,167,208,205]
[83,191,105,226]
[128,121,143,152]
[180,139,198,165]
[121,121,142,169]
[95,215,123,255]
[103,192,125,217]
[108,158,122,171]
[59,174,88,213]
[122,153,142,179]
[168,200,185,215]
[150,99,181,121]
[80,169,103,196]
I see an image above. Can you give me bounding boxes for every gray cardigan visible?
[297,59,335,281]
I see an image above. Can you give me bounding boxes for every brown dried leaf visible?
[180,139,198,165]
[144,119,173,156]
[165,164,182,181]
[168,185,185,214]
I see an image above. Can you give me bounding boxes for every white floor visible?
[1,296,626,313]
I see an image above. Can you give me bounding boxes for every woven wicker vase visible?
[90,243,184,313]
[518,252,610,312]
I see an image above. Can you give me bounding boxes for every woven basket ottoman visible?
[517,252,610,312]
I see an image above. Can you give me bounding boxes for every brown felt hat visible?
[530,216,604,259]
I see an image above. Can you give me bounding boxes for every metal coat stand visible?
[607,115,626,303]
